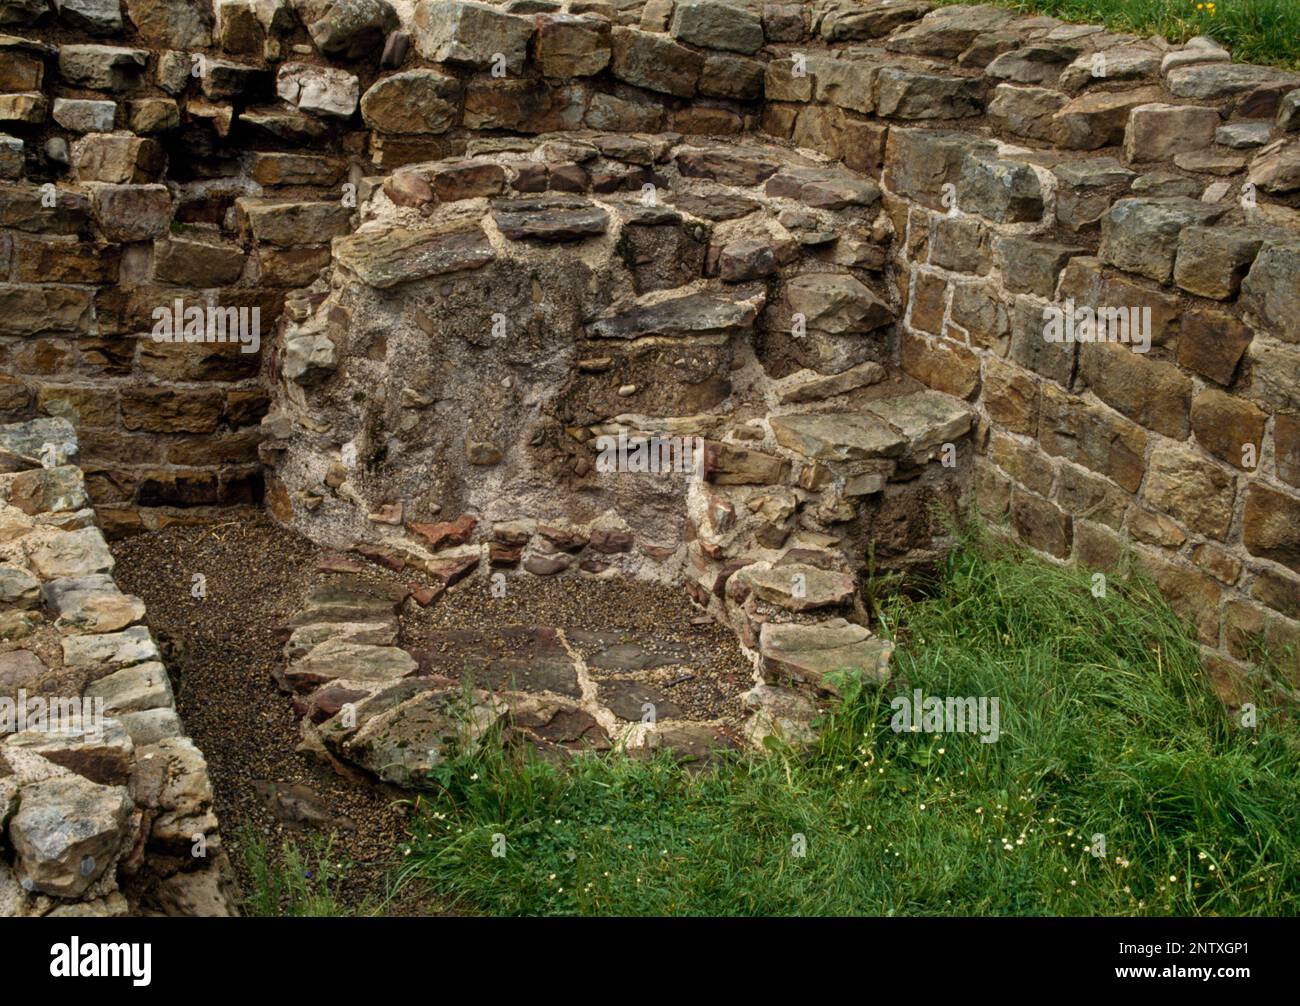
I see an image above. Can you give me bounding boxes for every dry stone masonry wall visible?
[0,0,1298,785]
[0,417,235,917]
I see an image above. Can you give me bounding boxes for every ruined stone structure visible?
[2,0,1300,914]
[1,418,235,916]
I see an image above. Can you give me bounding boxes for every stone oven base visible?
[261,131,976,774]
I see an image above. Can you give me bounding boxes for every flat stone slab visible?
[675,147,781,186]
[778,361,887,405]
[863,391,974,456]
[252,780,356,831]
[765,168,882,209]
[61,625,159,671]
[284,620,398,661]
[416,626,582,698]
[1165,63,1300,100]
[598,679,683,722]
[759,618,892,693]
[508,698,610,752]
[287,576,405,628]
[565,629,694,671]
[771,412,907,462]
[491,195,609,241]
[641,722,741,765]
[333,221,495,288]
[327,685,507,788]
[587,290,761,340]
[284,639,417,693]
[736,563,857,613]
[43,575,145,634]
[669,191,761,220]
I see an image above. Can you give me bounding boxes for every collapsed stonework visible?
[3,0,1300,912]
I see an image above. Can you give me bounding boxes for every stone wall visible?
[2,0,1297,697]
[1,417,235,917]
[750,2,1300,697]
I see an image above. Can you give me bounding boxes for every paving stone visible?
[284,640,417,692]
[326,685,506,787]
[599,679,682,721]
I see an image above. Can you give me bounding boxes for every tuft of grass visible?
[929,0,1300,69]
[395,527,1300,916]
[234,829,360,917]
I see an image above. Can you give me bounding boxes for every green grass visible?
[235,828,362,917]
[394,527,1300,916]
[931,0,1300,69]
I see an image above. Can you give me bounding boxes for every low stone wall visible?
[2,0,1297,697]
[0,417,234,917]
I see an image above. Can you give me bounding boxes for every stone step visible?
[758,618,893,695]
[771,389,974,466]
[285,575,406,628]
[283,639,417,693]
[731,562,857,613]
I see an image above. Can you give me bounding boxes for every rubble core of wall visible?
[0,1,1296,703]
[0,416,236,917]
